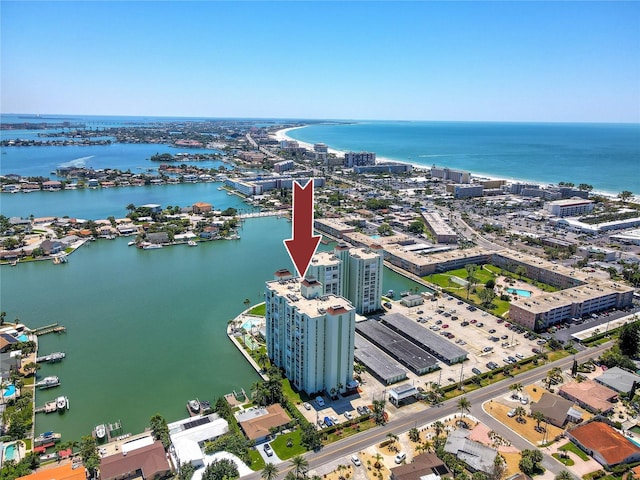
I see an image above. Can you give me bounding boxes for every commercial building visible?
[446,184,484,199]
[265,275,356,395]
[344,151,376,168]
[314,143,328,163]
[353,335,407,385]
[546,199,594,217]
[421,211,458,244]
[354,163,413,174]
[430,166,470,184]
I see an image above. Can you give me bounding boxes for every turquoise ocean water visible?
[286,121,640,196]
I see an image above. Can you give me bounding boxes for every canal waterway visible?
[1,215,426,442]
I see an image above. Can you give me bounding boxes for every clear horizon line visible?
[2,112,639,126]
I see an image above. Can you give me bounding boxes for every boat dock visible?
[33,324,66,336]
[35,401,59,414]
[36,352,66,363]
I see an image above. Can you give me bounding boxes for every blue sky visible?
[1,1,639,122]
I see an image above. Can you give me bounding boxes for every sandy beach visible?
[271,125,625,200]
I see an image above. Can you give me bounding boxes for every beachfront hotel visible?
[265,273,356,395]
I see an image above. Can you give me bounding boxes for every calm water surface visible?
[1,216,424,441]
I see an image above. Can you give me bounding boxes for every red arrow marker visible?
[283,180,321,278]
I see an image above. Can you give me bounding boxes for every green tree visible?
[618,321,640,358]
[618,190,634,203]
[532,410,545,430]
[79,435,100,478]
[261,463,279,480]
[457,396,471,417]
[519,449,543,476]
[150,414,170,449]
[554,471,573,480]
[377,223,393,236]
[372,398,386,425]
[489,454,507,480]
[202,458,239,480]
[290,455,309,479]
[177,462,195,480]
[408,427,420,443]
[300,422,322,451]
[408,220,425,235]
[571,358,578,377]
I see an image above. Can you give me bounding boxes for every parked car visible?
[303,402,311,410]
[263,443,273,456]
[489,329,496,333]
[395,453,407,464]
[316,396,325,407]
[344,411,353,420]
[323,416,333,427]
[472,367,482,375]
[351,455,361,467]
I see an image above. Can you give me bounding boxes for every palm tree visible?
[509,383,523,396]
[432,420,445,438]
[457,396,471,417]
[514,406,527,421]
[554,471,573,480]
[532,411,545,430]
[261,463,279,480]
[290,455,309,480]
[373,399,386,425]
[257,352,270,372]
[374,453,384,470]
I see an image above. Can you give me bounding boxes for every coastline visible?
[273,125,630,200]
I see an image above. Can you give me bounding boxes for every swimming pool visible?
[2,385,16,398]
[241,318,260,331]
[17,334,28,342]
[506,288,532,297]
[3,443,17,461]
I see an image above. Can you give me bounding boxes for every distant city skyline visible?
[1,1,639,123]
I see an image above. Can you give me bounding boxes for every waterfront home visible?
[16,462,87,480]
[42,180,62,191]
[100,181,116,188]
[87,179,99,188]
[100,439,171,480]
[147,232,169,245]
[2,184,18,193]
[40,240,63,255]
[237,404,291,444]
[192,202,212,214]
[140,204,162,214]
[168,413,229,469]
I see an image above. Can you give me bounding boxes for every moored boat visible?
[188,399,200,413]
[187,240,197,247]
[95,424,106,440]
[34,431,62,446]
[56,395,68,411]
[36,376,60,389]
[142,243,163,249]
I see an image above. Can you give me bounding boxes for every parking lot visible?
[380,294,546,388]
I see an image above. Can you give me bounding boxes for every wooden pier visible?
[35,401,59,414]
[36,352,66,363]
[33,324,66,336]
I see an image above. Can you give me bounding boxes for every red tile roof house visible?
[559,380,618,414]
[567,421,640,468]
[100,440,171,480]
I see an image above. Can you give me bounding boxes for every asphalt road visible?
[241,342,613,480]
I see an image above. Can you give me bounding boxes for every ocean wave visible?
[57,155,95,168]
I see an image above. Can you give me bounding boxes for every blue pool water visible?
[506,288,532,297]
[17,334,28,342]
[241,318,260,331]
[2,385,16,397]
[370,235,381,239]
[3,443,16,461]
[628,436,640,448]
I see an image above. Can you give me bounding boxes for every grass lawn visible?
[559,441,590,461]
[552,453,575,466]
[323,418,378,443]
[281,378,303,405]
[271,429,305,460]
[247,449,265,471]
[248,304,266,316]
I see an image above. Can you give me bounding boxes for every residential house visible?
[559,380,617,414]
[595,367,640,395]
[390,453,452,480]
[147,232,169,245]
[568,421,640,467]
[237,404,291,444]
[192,202,212,214]
[443,429,498,474]
[40,240,63,255]
[17,463,87,480]
[100,439,171,480]
[530,392,582,428]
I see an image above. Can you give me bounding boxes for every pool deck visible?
[227,308,268,381]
